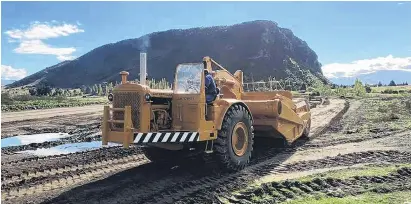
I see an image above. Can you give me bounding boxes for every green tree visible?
[365,86,372,93]
[92,84,98,95]
[98,84,103,96]
[86,86,92,94]
[103,84,108,96]
[389,80,396,86]
[29,88,37,96]
[1,93,14,105]
[35,81,52,96]
[353,78,366,96]
[107,82,113,92]
[54,88,63,96]
[80,85,87,94]
[309,78,332,96]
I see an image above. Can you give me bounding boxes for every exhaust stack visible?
[140,53,147,85]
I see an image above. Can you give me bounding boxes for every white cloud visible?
[4,21,84,61]
[57,55,76,61]
[14,40,76,60]
[1,65,28,80]
[322,55,411,79]
[5,21,84,40]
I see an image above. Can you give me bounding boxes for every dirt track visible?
[1,97,410,204]
[1,105,103,123]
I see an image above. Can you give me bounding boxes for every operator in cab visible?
[204,69,218,104]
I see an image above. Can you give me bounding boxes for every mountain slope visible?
[8,20,327,88]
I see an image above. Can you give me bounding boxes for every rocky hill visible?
[8,20,328,89]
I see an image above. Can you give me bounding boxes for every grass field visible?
[296,163,411,182]
[285,191,411,204]
[371,85,411,93]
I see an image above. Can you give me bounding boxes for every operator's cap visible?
[204,69,209,75]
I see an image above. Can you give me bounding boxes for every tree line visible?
[27,78,171,97]
[28,81,118,97]
[23,77,409,97]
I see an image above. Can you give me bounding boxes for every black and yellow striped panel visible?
[133,132,200,144]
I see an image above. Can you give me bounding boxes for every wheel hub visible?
[231,122,248,156]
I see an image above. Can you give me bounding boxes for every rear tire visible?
[213,104,254,171]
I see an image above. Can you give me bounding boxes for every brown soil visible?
[1,112,102,139]
[1,105,103,123]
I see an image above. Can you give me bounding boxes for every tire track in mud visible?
[41,150,411,204]
[162,150,411,204]
[2,158,149,202]
[143,99,400,204]
[1,154,149,202]
[1,146,143,179]
[1,147,147,200]
[300,129,410,150]
[228,166,411,204]
[1,155,148,199]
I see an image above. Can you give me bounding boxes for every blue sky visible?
[1,1,411,84]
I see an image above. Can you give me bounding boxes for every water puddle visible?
[1,133,71,148]
[18,141,121,156]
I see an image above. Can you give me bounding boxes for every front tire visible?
[213,104,254,171]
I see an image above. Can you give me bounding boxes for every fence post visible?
[102,105,109,145]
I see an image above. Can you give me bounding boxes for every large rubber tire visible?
[213,104,254,171]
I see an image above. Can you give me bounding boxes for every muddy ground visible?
[1,105,103,139]
[1,96,410,204]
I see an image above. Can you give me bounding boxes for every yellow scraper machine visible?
[101,56,311,171]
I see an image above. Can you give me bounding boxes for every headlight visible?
[108,93,113,102]
[145,93,151,101]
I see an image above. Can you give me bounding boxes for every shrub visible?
[353,79,366,96]
[1,93,14,105]
[365,86,372,93]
